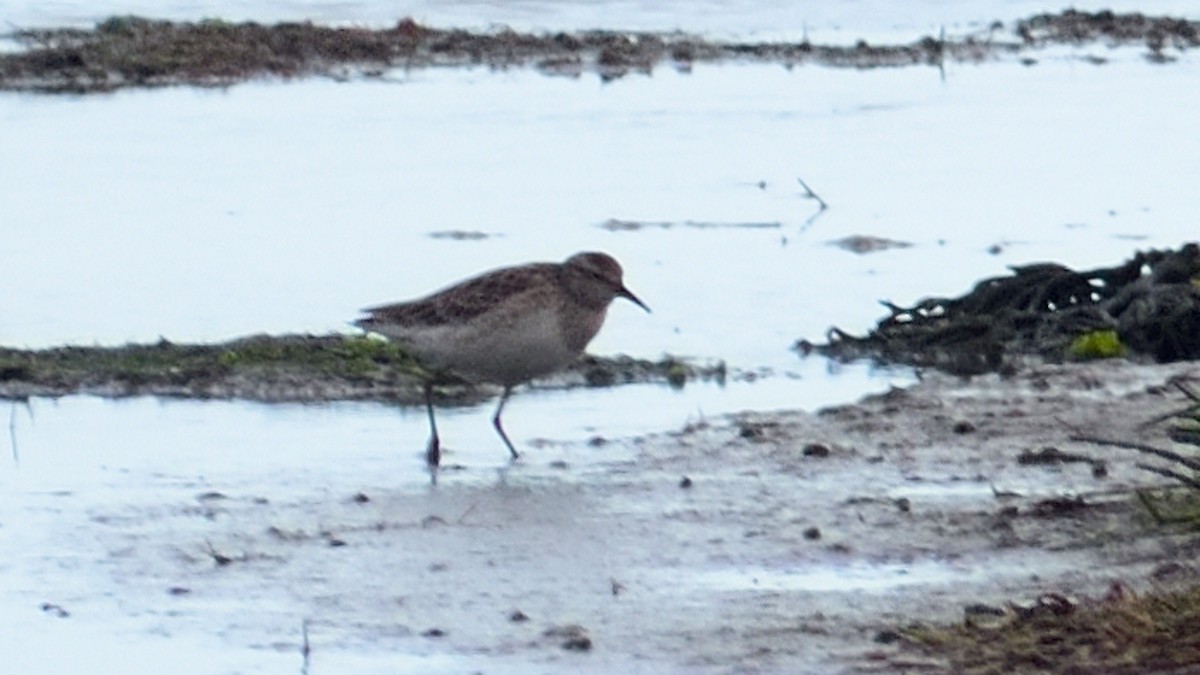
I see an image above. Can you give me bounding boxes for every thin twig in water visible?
[457,502,478,524]
[796,177,828,210]
[1070,434,1200,472]
[795,176,829,232]
[204,540,235,566]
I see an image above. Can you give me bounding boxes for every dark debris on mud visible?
[2,10,1198,92]
[0,333,724,404]
[813,243,1200,376]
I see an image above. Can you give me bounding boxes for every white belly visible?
[393,302,606,386]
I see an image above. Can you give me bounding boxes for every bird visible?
[356,251,649,468]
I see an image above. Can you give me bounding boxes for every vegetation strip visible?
[0,333,720,403]
[2,10,1197,92]
[895,583,1200,673]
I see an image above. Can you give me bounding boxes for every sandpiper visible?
[356,252,649,467]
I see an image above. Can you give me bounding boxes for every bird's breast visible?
[397,297,607,386]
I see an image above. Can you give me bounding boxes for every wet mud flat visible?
[57,358,1200,673]
[2,9,1198,92]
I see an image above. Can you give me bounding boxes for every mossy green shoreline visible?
[0,334,722,404]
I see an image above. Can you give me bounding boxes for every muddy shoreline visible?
[80,358,1198,673]
[3,9,1197,93]
[7,339,1200,671]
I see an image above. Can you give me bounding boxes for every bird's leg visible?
[492,385,519,460]
[423,381,441,469]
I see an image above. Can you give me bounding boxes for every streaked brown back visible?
[357,263,558,329]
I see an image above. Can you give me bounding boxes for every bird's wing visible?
[358,263,556,328]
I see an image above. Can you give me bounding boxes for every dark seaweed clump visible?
[814,243,1200,375]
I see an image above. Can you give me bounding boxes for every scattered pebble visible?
[963,603,1006,617]
[1018,446,1081,465]
[1012,593,1076,619]
[802,443,831,458]
[1033,495,1088,516]
[421,628,446,638]
[351,492,370,504]
[1151,562,1190,582]
[738,424,763,439]
[40,603,70,618]
[509,610,530,623]
[421,515,447,528]
[952,420,977,434]
[167,587,191,596]
[874,629,903,644]
[544,624,592,651]
[679,476,693,489]
[962,602,1008,628]
[894,497,912,513]
[803,526,821,540]
[563,635,592,651]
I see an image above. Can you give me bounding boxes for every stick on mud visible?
[1071,434,1200,473]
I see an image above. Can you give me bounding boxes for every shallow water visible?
[5,57,1199,366]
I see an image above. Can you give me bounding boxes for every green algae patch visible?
[1068,329,1126,360]
[215,334,415,375]
[0,334,425,402]
[0,334,719,404]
